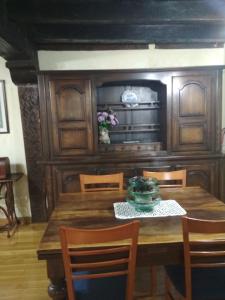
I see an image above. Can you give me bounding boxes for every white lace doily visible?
[113,200,186,219]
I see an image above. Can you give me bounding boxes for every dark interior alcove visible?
[96,80,167,150]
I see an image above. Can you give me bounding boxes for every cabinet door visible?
[171,73,217,152]
[176,160,219,197]
[53,164,137,197]
[49,79,93,156]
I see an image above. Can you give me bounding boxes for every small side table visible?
[0,173,23,237]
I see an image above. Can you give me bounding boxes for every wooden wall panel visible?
[48,79,94,157]
[179,124,205,144]
[18,85,47,222]
[172,73,214,152]
[179,83,206,116]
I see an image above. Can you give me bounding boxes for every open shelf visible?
[96,80,167,151]
[110,124,160,133]
[97,101,161,110]
[99,142,162,153]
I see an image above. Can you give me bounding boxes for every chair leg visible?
[165,273,183,300]
[149,266,157,296]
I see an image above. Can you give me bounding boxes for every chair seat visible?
[166,265,225,300]
[73,271,126,300]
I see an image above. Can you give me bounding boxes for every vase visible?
[127,177,160,212]
[127,189,160,212]
[99,127,110,144]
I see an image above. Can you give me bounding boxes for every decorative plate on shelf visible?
[121,87,139,107]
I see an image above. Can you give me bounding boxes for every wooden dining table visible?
[37,187,225,300]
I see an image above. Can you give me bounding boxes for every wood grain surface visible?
[37,187,225,265]
[36,187,225,299]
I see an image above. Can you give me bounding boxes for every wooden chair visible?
[165,216,225,300]
[143,169,186,296]
[143,169,187,187]
[79,173,124,192]
[59,220,140,300]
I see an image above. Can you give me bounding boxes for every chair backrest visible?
[182,216,225,300]
[79,173,124,192]
[143,169,186,187]
[59,221,140,300]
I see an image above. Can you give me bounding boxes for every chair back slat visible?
[71,257,130,269]
[191,250,225,257]
[59,221,139,300]
[72,270,129,280]
[80,173,124,192]
[192,262,225,268]
[143,169,186,187]
[70,245,130,256]
[182,216,225,300]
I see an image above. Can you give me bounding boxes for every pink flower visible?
[111,119,116,126]
[97,108,119,128]
[97,115,104,122]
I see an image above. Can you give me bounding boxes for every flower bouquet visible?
[97,108,119,144]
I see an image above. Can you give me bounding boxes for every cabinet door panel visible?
[179,82,206,116]
[176,160,219,196]
[172,74,215,152]
[179,123,206,145]
[54,166,98,195]
[53,164,137,198]
[49,79,93,156]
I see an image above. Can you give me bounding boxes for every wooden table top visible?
[37,187,225,264]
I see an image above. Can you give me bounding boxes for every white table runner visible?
[114,200,186,219]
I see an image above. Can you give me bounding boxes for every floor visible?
[0,222,165,300]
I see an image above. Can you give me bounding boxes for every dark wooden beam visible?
[6,59,38,84]
[7,1,225,24]
[0,0,34,60]
[0,37,21,59]
[35,43,149,50]
[0,0,38,84]
[29,23,225,44]
[5,0,225,49]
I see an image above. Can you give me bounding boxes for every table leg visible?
[7,182,19,220]
[47,258,67,300]
[0,182,19,237]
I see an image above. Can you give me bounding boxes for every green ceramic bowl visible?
[127,197,161,212]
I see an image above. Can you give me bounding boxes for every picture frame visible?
[0,80,9,133]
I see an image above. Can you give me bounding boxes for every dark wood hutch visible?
[38,66,224,218]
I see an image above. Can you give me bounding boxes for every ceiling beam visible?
[0,1,34,59]
[7,0,225,25]
[29,23,225,44]
[0,1,38,83]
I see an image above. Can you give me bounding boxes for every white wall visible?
[38,46,225,70]
[0,57,31,218]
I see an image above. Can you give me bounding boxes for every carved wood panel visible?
[18,85,47,222]
[48,79,94,157]
[52,164,137,203]
[171,74,215,152]
[179,123,206,145]
[176,160,219,196]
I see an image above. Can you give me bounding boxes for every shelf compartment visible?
[110,124,160,133]
[99,142,161,153]
[97,101,161,110]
